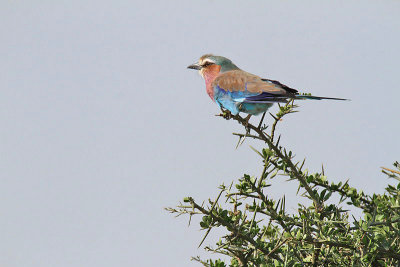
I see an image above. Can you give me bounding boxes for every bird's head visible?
[187,54,240,78]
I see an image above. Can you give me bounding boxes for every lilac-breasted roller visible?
[187,54,347,116]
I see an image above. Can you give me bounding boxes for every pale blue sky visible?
[0,1,399,266]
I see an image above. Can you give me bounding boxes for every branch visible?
[188,198,284,263]
[228,112,323,211]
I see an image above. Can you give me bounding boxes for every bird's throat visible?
[202,65,221,101]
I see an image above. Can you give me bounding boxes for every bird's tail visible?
[294,94,349,101]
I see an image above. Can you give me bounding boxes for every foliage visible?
[166,102,400,266]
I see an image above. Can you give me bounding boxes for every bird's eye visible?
[202,61,214,67]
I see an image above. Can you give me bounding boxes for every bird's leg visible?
[257,112,266,129]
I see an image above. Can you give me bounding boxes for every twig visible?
[382,167,400,175]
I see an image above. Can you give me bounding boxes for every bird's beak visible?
[187,63,201,70]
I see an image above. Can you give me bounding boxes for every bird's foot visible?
[217,109,233,120]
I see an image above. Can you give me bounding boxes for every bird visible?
[187,54,347,119]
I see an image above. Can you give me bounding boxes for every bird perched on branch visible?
[187,54,347,118]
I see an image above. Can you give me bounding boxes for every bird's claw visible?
[217,109,233,120]
[223,112,232,120]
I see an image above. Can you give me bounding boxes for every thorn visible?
[257,112,266,129]
[300,158,306,171]
[198,227,212,248]
[269,112,278,121]
[235,136,245,149]
[276,135,281,146]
